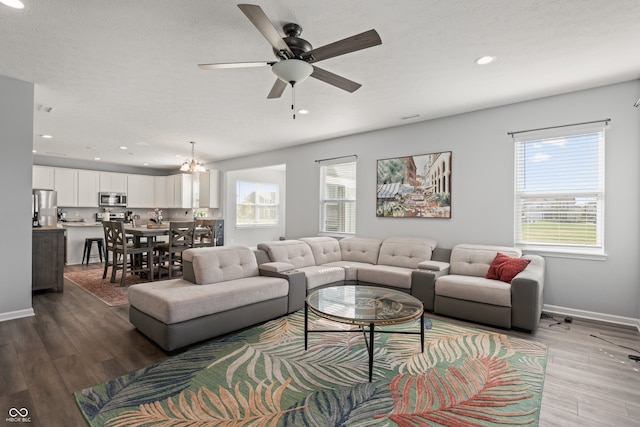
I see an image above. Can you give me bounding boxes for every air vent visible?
[36,104,54,113]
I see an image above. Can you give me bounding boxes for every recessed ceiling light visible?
[297,109,309,115]
[475,55,496,65]
[32,150,37,153]
[94,157,101,161]
[40,134,53,139]
[0,0,25,9]
[143,163,149,166]
[120,146,128,150]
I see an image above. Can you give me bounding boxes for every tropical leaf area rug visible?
[74,311,547,426]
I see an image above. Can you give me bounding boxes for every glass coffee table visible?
[305,285,424,382]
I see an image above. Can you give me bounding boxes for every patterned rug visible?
[74,311,548,426]
[64,268,148,306]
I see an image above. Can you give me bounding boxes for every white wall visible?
[0,75,35,321]
[211,80,640,325]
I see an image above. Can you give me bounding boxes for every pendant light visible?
[180,141,206,173]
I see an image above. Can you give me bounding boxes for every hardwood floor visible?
[1,263,639,426]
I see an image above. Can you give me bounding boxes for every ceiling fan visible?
[198,4,382,103]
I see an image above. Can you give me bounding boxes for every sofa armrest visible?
[411,268,449,312]
[417,260,450,272]
[259,261,296,273]
[259,268,306,313]
[511,254,545,332]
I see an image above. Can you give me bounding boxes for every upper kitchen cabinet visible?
[77,170,99,207]
[199,169,220,208]
[165,174,192,208]
[54,168,78,207]
[99,172,127,193]
[32,165,55,190]
[128,174,155,208]
[154,176,166,208]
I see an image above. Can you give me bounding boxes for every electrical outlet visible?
[564,316,573,323]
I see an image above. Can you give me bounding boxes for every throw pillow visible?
[486,252,531,283]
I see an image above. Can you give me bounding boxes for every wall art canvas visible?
[376,151,452,218]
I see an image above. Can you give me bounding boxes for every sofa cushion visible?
[322,260,374,281]
[257,240,316,269]
[128,277,289,324]
[436,275,512,307]
[297,265,346,290]
[299,237,342,265]
[449,244,522,277]
[356,264,414,289]
[339,237,383,264]
[377,236,438,269]
[184,246,259,285]
[486,252,531,283]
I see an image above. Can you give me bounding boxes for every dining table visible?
[124,224,210,278]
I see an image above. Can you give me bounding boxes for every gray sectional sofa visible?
[128,246,305,351]
[128,237,545,352]
[256,236,545,333]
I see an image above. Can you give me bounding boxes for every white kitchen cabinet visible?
[99,172,127,193]
[154,176,166,208]
[164,174,192,208]
[77,170,99,207]
[32,165,55,190]
[127,174,155,208]
[54,168,78,207]
[199,169,220,208]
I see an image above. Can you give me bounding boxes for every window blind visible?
[319,160,357,234]
[514,126,605,253]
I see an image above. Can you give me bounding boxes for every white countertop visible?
[61,221,102,227]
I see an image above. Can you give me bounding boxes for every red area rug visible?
[64,268,148,306]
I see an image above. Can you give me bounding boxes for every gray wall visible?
[0,75,34,320]
[211,80,640,326]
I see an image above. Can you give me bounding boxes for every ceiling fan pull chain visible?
[291,83,296,119]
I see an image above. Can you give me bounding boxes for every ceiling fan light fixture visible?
[272,59,313,85]
[0,0,24,9]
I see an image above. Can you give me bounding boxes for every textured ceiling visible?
[1,0,639,170]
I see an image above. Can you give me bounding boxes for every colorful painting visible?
[377,152,452,218]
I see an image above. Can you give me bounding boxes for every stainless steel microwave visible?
[99,192,127,207]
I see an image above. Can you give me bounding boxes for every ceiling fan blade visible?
[198,61,274,70]
[302,29,382,63]
[267,79,288,99]
[238,4,294,58]
[311,66,362,93]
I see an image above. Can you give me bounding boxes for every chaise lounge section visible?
[128,245,305,352]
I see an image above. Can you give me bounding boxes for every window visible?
[319,159,357,235]
[514,124,605,256]
[236,180,279,226]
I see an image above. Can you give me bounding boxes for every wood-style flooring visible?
[1,263,639,426]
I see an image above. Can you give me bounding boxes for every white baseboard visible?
[0,308,35,323]
[543,304,640,332]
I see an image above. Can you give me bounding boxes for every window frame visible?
[513,124,606,259]
[319,158,357,236]
[235,180,280,228]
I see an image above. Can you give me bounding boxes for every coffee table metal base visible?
[304,302,425,382]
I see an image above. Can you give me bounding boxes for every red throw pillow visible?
[486,252,531,283]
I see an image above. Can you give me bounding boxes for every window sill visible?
[319,232,356,239]
[517,245,607,261]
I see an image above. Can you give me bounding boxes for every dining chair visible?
[194,219,215,247]
[109,221,155,286]
[156,221,196,278]
[102,221,117,280]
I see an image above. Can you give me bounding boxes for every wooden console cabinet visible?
[32,227,64,292]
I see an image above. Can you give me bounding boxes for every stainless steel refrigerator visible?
[32,189,57,227]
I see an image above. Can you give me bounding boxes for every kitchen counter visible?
[60,221,102,227]
[32,227,64,292]
[64,222,105,264]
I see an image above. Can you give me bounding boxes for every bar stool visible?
[82,237,105,264]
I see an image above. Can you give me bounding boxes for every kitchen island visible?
[62,222,104,265]
[32,226,64,292]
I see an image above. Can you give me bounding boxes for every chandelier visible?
[180,141,206,173]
